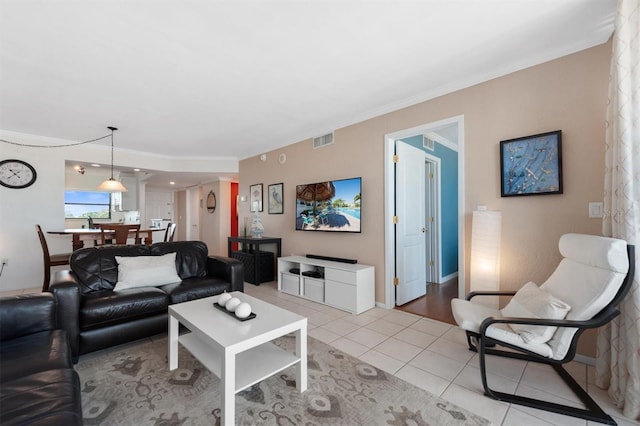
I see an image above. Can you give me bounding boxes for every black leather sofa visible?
[0,293,83,425]
[50,240,244,359]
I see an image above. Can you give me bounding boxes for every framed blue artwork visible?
[500,130,563,197]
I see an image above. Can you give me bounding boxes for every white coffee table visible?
[168,291,307,426]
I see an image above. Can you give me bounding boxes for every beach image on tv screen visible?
[295,177,361,233]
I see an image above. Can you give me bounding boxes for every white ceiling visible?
[1,0,616,165]
[65,160,228,190]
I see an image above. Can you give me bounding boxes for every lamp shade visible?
[470,210,502,309]
[96,126,127,193]
[97,177,127,192]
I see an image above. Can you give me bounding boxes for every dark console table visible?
[227,236,282,285]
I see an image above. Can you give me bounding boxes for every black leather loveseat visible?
[0,293,83,425]
[50,240,243,359]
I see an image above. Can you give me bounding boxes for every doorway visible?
[396,279,459,324]
[424,154,440,284]
[383,115,465,322]
[186,187,200,240]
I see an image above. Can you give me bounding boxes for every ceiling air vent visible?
[423,135,435,151]
[313,132,334,149]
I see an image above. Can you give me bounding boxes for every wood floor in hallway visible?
[395,278,458,325]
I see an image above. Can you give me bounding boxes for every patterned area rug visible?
[76,334,490,425]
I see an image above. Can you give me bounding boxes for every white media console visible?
[277,256,375,314]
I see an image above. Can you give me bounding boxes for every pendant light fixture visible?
[97,126,127,192]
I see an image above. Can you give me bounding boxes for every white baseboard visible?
[439,271,458,283]
[376,301,391,310]
[574,354,596,366]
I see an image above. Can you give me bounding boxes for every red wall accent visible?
[230,182,239,251]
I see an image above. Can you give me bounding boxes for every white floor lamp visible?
[470,210,502,309]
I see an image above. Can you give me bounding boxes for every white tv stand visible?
[277,256,375,314]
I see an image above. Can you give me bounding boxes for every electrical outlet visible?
[1,258,7,266]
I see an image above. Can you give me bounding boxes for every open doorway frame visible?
[186,186,201,241]
[424,153,441,284]
[383,115,465,308]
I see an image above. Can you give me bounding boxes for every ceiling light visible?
[97,127,127,192]
[91,164,100,167]
[169,181,175,185]
[133,168,140,172]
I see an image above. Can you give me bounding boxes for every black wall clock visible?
[0,159,37,189]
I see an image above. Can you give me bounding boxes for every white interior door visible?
[384,115,464,311]
[186,187,200,240]
[396,142,427,305]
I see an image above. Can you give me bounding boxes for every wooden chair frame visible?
[98,224,141,246]
[164,223,176,242]
[35,224,71,291]
[463,244,635,425]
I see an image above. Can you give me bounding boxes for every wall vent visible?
[423,135,435,151]
[313,132,334,149]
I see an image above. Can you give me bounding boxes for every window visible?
[64,191,111,219]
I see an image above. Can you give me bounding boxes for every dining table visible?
[48,227,166,251]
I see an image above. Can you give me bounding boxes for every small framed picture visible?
[500,130,563,197]
[250,183,263,212]
[268,183,284,214]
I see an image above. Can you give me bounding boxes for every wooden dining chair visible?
[35,224,72,292]
[164,222,176,242]
[98,224,141,246]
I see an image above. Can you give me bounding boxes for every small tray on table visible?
[212,302,257,321]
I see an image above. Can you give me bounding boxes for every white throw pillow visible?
[501,282,571,344]
[114,252,181,291]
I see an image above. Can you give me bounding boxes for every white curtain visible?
[596,0,640,420]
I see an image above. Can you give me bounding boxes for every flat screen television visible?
[295,177,361,233]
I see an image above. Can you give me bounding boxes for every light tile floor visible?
[244,282,639,426]
[5,283,639,425]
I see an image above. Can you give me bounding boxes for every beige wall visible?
[199,180,232,256]
[239,41,612,357]
[175,190,187,241]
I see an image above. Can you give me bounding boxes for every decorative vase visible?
[251,212,264,238]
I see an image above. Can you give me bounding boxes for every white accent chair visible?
[451,233,635,425]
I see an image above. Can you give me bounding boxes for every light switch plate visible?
[589,202,603,218]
